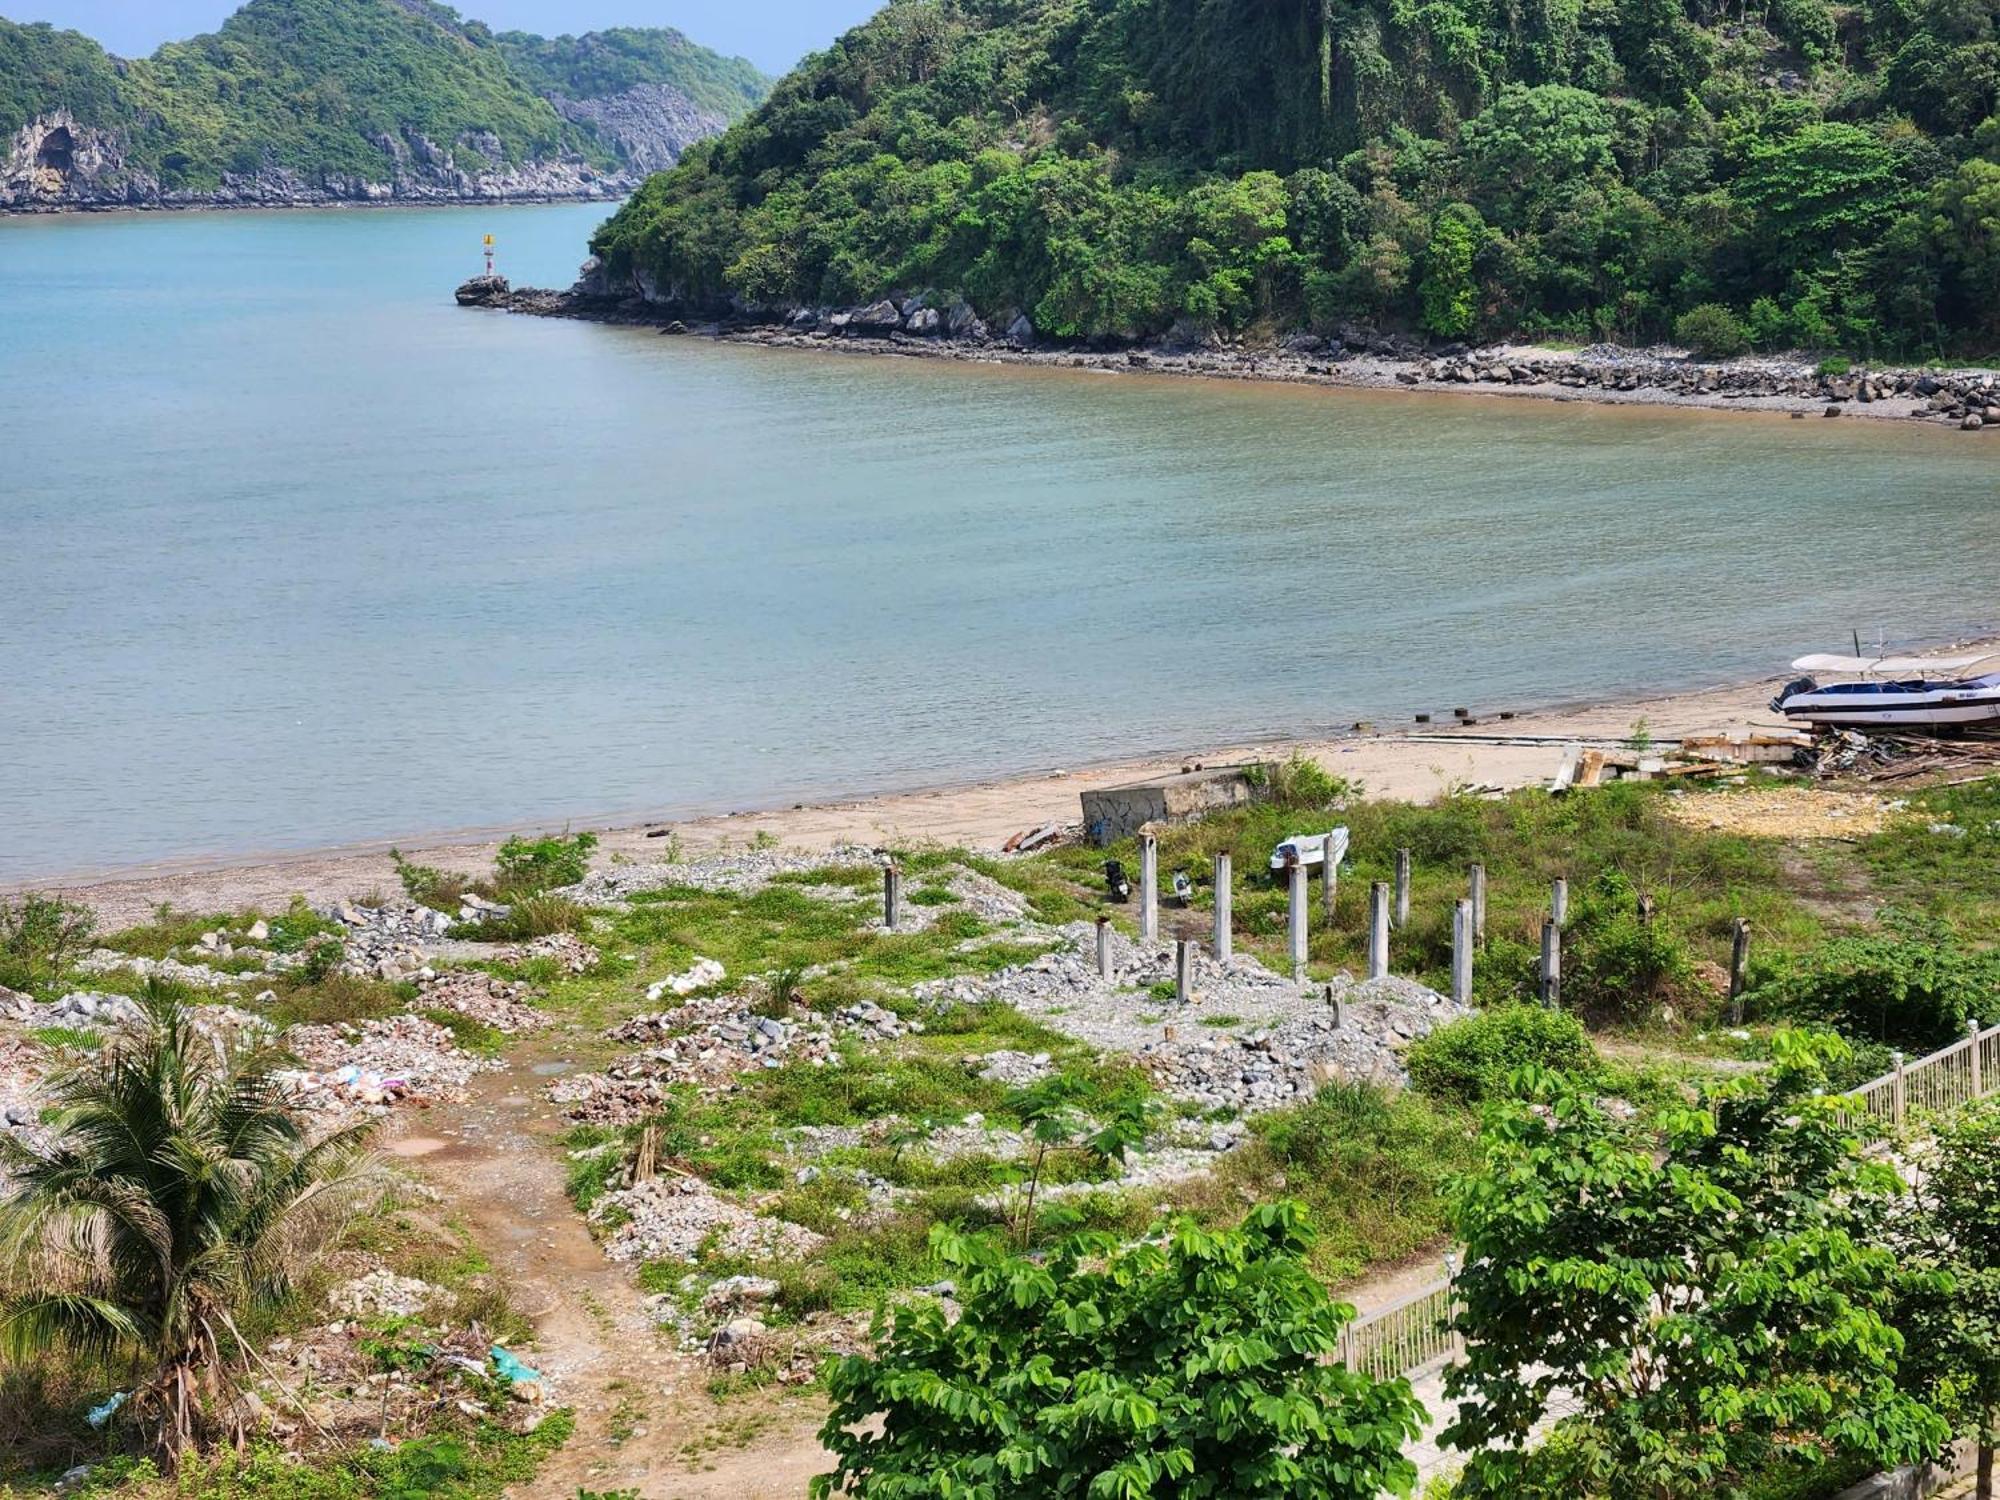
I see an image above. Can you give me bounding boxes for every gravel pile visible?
[282,1014,491,1116]
[593,1175,826,1265]
[1138,976,1468,1115]
[32,991,144,1027]
[554,1002,845,1122]
[324,901,455,981]
[415,971,549,1034]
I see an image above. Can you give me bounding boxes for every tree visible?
[1892,1096,2000,1498]
[0,987,380,1461]
[0,892,96,996]
[1441,1031,1949,1499]
[1737,123,1912,273]
[1458,85,1616,228]
[812,1204,1427,1499]
[1420,203,1487,336]
[1674,301,1750,356]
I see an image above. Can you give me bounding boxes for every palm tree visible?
[0,984,379,1462]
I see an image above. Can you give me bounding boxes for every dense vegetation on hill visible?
[591,0,2000,357]
[496,26,770,121]
[0,0,766,195]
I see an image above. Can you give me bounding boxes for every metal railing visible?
[1342,1273,1459,1381]
[1846,1018,1999,1133]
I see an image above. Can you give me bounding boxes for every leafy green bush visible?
[493,832,598,896]
[1255,753,1354,812]
[1406,1006,1597,1104]
[813,1205,1425,1499]
[459,893,591,943]
[1748,910,2000,1050]
[391,848,480,912]
[1674,302,1751,357]
[0,893,96,995]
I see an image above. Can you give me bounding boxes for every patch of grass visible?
[1164,1082,1478,1285]
[419,1010,508,1058]
[457,894,592,943]
[265,972,411,1029]
[909,885,959,907]
[1199,1013,1243,1028]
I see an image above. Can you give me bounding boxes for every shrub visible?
[1674,302,1750,358]
[493,831,598,895]
[1256,753,1354,812]
[391,848,480,912]
[477,893,591,941]
[813,1204,1425,1499]
[1748,910,2000,1051]
[0,893,96,995]
[1406,1006,1597,1104]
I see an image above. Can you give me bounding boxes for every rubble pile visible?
[320,901,455,981]
[644,957,727,1001]
[282,1015,491,1115]
[31,991,144,1027]
[592,1174,825,1265]
[1139,976,1469,1114]
[0,1035,53,1177]
[415,970,549,1034]
[327,1270,440,1321]
[553,1001,845,1122]
[568,843,884,902]
[504,933,599,974]
[913,921,1315,1053]
[973,1050,1055,1087]
[73,949,238,989]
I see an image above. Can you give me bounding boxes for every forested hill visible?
[0,1,769,210]
[589,0,2000,358]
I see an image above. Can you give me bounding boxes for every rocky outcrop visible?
[1,111,635,211]
[548,83,730,174]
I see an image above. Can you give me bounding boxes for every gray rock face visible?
[1005,313,1037,346]
[548,83,731,174]
[905,306,942,336]
[2,110,634,211]
[853,299,904,334]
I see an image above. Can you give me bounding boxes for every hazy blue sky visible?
[6,1,880,73]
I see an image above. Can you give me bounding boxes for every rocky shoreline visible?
[457,271,2000,431]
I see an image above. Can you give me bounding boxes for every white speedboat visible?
[1772,652,2000,728]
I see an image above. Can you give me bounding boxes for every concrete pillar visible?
[1213,852,1233,964]
[1095,915,1113,980]
[1540,919,1562,1008]
[1139,832,1158,944]
[1469,864,1487,945]
[1367,882,1390,980]
[1321,831,1340,921]
[1452,899,1474,1005]
[884,863,903,931]
[1176,938,1195,1005]
[1727,918,1752,1024]
[1287,860,1309,982]
[1394,848,1412,928]
[1551,878,1569,930]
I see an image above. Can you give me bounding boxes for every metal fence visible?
[1846,1018,2000,1133]
[1342,1275,1459,1382]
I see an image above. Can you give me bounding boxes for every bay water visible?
[3,202,1996,881]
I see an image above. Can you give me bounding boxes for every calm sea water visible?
[2,203,1997,881]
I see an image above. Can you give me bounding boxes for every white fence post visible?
[1972,1018,1985,1099]
[1213,852,1233,964]
[1893,1050,1907,1127]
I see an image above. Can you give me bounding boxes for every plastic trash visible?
[488,1346,542,1386]
[86,1391,128,1429]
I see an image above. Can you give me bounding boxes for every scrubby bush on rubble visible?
[0,987,380,1462]
[493,832,597,896]
[0,892,96,996]
[1405,1006,1596,1104]
[814,1203,1425,1500]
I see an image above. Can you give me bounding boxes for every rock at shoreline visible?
[454,274,511,307]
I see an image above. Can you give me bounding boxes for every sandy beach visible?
[17,662,1829,930]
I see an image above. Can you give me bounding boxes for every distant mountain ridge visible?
[0,0,770,211]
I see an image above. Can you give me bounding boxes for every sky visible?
[6,1,880,73]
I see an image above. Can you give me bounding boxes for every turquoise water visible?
[3,203,1998,881]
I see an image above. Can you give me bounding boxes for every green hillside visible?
[0,0,768,198]
[496,25,770,120]
[591,0,2000,357]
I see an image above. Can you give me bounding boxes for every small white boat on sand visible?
[1771,652,2000,729]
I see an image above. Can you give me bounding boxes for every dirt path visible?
[407,1035,831,1499]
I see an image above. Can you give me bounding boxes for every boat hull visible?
[1775,688,2000,728]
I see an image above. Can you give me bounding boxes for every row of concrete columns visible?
[1093,840,1724,1016]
